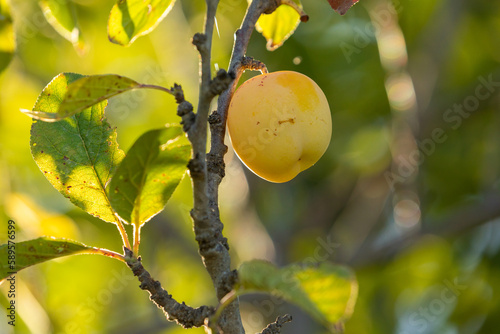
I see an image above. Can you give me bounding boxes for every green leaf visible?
[237,260,358,330]
[108,125,190,225]
[39,0,85,53]
[0,0,15,73]
[108,0,176,46]
[0,237,93,281]
[30,73,125,223]
[23,74,160,122]
[256,3,301,51]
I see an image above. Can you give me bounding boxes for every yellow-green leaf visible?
[256,4,301,51]
[39,0,85,53]
[22,74,169,122]
[237,260,358,331]
[0,0,15,73]
[108,125,190,226]
[1,237,94,281]
[30,73,125,223]
[108,0,176,46]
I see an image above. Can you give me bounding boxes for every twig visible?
[259,315,293,334]
[137,84,174,95]
[80,247,126,262]
[124,248,215,328]
[133,224,141,256]
[114,214,132,252]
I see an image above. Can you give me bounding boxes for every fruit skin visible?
[227,71,332,183]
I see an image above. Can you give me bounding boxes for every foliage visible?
[1,0,500,333]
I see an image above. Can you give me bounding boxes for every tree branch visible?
[180,0,290,332]
[124,248,215,328]
[259,315,293,334]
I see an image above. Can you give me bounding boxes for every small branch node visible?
[210,69,235,96]
[171,83,196,133]
[192,32,208,52]
[207,152,226,179]
[221,270,239,293]
[188,156,205,177]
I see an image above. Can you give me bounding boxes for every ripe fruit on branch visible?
[227,71,332,183]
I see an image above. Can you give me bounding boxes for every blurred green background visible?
[1,0,500,333]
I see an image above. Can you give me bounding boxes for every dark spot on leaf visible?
[44,171,47,173]
[29,246,35,252]
[64,156,69,160]
[41,150,44,153]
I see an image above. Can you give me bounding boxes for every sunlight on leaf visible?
[108,125,190,226]
[39,0,86,54]
[22,74,170,121]
[30,73,125,223]
[58,74,140,119]
[237,260,358,331]
[256,3,301,51]
[0,0,15,73]
[0,237,101,281]
[108,0,176,46]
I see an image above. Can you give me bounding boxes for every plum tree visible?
[227,71,332,183]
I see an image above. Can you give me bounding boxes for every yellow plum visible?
[227,71,332,183]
